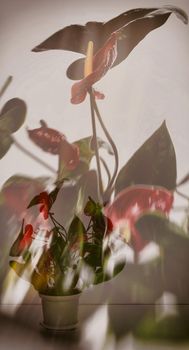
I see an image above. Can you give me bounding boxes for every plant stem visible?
[49,213,67,241]
[100,157,111,184]
[176,189,189,201]
[89,88,103,201]
[12,136,57,174]
[93,98,119,199]
[176,173,189,187]
[50,213,67,234]
[0,76,13,99]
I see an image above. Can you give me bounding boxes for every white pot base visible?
[40,321,79,332]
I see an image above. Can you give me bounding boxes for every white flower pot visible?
[40,293,80,331]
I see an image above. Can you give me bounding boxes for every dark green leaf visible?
[112,260,126,277]
[0,130,13,159]
[83,242,102,268]
[68,216,85,244]
[84,196,101,217]
[50,234,66,262]
[27,193,41,209]
[115,122,177,195]
[136,213,189,251]
[0,98,26,133]
[49,180,64,205]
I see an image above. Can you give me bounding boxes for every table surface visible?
[1,303,189,350]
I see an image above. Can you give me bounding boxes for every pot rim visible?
[39,293,81,301]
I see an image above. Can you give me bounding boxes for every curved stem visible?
[12,136,57,174]
[0,76,13,99]
[49,213,67,241]
[100,157,111,184]
[89,88,103,202]
[93,98,119,197]
[50,213,67,234]
[176,173,189,188]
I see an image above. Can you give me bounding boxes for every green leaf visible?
[27,193,41,209]
[9,259,32,282]
[0,130,13,159]
[84,196,101,217]
[115,122,177,195]
[50,234,66,262]
[83,242,102,268]
[68,216,85,245]
[49,179,64,205]
[0,98,26,133]
[112,260,126,277]
[57,136,112,181]
[135,314,189,340]
[136,213,189,251]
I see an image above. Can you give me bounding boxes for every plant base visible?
[40,293,80,331]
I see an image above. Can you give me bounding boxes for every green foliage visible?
[135,314,189,341]
[0,98,26,133]
[115,122,177,195]
[0,98,27,159]
[57,136,113,181]
[0,130,13,159]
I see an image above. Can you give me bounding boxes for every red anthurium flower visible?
[28,121,80,171]
[104,185,173,252]
[32,7,187,81]
[71,32,117,104]
[19,224,34,250]
[27,120,66,155]
[39,191,50,220]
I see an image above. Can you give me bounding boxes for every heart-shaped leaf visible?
[27,122,65,155]
[0,130,13,159]
[68,216,85,246]
[0,98,26,133]
[115,122,177,195]
[136,213,189,254]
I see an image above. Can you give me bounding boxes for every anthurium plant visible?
[1,6,189,300]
